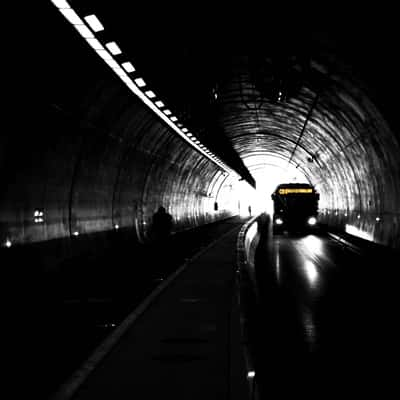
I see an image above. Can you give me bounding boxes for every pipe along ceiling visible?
[2,2,399,254]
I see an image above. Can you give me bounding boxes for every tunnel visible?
[5,4,400,250]
[4,2,400,399]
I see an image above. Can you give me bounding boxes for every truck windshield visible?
[274,194,318,215]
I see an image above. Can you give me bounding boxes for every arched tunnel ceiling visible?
[56,2,400,194]
[2,2,396,249]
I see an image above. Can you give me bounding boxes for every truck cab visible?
[271,183,319,234]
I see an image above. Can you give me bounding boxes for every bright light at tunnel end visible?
[242,154,313,215]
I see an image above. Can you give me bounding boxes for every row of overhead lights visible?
[50,0,232,173]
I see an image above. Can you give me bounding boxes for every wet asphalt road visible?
[250,231,399,399]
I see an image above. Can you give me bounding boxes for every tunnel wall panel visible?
[218,58,400,249]
[1,85,235,271]
[315,84,400,249]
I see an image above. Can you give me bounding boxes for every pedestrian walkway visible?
[52,223,250,400]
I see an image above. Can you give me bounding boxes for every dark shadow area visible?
[4,216,247,399]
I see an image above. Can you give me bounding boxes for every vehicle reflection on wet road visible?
[251,232,399,399]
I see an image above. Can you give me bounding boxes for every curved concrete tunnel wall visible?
[0,14,244,270]
[76,86,237,240]
[2,5,400,269]
[310,77,400,248]
[1,88,237,251]
[222,57,400,249]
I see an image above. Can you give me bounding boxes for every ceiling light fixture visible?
[121,62,135,73]
[145,90,156,98]
[50,2,233,174]
[112,67,127,77]
[51,0,70,8]
[74,24,94,38]
[96,49,113,60]
[103,57,120,69]
[134,78,146,87]
[84,15,104,32]
[86,38,104,50]
[105,42,122,55]
[59,8,83,25]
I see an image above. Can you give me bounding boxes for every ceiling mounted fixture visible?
[49,0,235,175]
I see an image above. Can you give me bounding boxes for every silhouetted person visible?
[151,206,173,242]
[248,205,252,216]
[150,207,174,273]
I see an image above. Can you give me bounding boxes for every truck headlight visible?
[307,217,317,226]
[275,218,283,225]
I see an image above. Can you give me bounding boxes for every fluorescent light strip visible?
[145,90,156,98]
[113,67,128,77]
[60,8,83,24]
[134,78,146,87]
[96,49,113,60]
[74,24,94,38]
[84,15,104,32]
[121,62,135,73]
[51,3,231,173]
[51,0,70,7]
[86,38,104,50]
[120,75,132,86]
[123,81,230,170]
[105,42,122,55]
[103,57,120,69]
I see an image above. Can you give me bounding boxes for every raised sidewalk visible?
[52,223,250,400]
